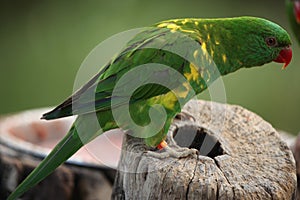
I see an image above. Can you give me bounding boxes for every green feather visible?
[8,16,291,200]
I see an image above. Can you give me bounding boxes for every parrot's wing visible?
[43,27,199,120]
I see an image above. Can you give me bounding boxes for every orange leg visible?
[157,140,168,150]
[148,139,198,159]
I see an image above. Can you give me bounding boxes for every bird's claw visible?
[146,145,198,159]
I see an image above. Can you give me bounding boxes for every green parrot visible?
[286,0,300,44]
[8,16,292,200]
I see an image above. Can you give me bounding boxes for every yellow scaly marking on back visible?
[200,42,213,64]
[167,23,180,30]
[157,21,197,34]
[184,62,199,82]
[222,54,227,63]
[182,19,189,25]
[159,92,178,110]
[147,92,178,111]
[210,49,215,58]
[201,42,207,52]
[157,23,169,28]
[193,49,199,58]
[207,34,211,40]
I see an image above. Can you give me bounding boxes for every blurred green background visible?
[0,0,299,134]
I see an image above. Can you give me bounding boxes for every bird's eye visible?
[265,37,277,47]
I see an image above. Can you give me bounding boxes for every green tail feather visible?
[7,126,83,200]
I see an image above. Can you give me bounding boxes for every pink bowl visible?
[0,108,123,169]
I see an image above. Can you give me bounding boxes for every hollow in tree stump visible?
[112,100,296,199]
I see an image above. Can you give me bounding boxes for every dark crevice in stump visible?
[185,154,198,200]
[172,125,224,158]
[112,100,296,200]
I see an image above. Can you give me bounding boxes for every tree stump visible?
[112,100,297,200]
[289,133,300,200]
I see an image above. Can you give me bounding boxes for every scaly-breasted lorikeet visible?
[8,16,292,200]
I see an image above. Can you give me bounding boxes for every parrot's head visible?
[262,19,293,69]
[155,16,292,74]
[224,16,292,70]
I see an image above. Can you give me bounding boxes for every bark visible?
[112,100,297,200]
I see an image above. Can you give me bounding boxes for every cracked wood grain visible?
[112,100,296,200]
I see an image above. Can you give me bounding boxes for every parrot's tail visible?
[7,126,83,200]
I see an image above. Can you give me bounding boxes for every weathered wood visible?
[0,135,115,200]
[112,100,297,200]
[289,133,300,200]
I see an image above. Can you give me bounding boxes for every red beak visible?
[294,1,300,23]
[273,46,292,69]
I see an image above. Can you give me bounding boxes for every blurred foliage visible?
[0,0,299,134]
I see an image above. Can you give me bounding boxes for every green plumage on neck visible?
[156,17,291,74]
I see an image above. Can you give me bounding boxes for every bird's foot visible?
[175,111,196,122]
[146,140,198,159]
